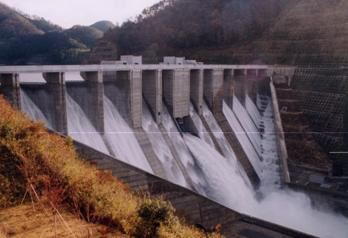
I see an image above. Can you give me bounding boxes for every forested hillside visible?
[0,2,114,65]
[95,0,348,65]
[2,0,348,65]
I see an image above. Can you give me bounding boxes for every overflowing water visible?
[66,94,109,154]
[142,102,187,186]
[233,96,262,157]
[201,101,252,186]
[183,134,255,208]
[17,82,348,237]
[20,89,52,128]
[188,99,348,237]
[257,95,281,191]
[223,101,263,177]
[189,103,215,147]
[103,96,153,173]
[161,103,209,194]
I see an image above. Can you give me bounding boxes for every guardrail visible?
[0,64,270,73]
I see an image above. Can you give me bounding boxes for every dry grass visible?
[0,204,129,238]
[0,95,222,238]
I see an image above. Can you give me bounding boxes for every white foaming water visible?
[189,103,215,147]
[258,96,281,191]
[184,134,255,207]
[20,90,52,129]
[103,96,152,173]
[183,125,348,238]
[233,96,262,156]
[220,98,348,237]
[142,102,187,186]
[201,101,252,186]
[66,94,109,154]
[223,101,263,177]
[162,103,208,194]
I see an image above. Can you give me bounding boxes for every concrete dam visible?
[1,57,348,238]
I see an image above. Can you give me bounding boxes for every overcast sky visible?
[1,0,160,28]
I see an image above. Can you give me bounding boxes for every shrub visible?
[0,95,223,238]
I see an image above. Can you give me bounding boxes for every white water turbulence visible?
[223,101,263,177]
[20,90,52,129]
[66,94,109,154]
[257,95,281,191]
[220,99,348,237]
[142,102,187,186]
[201,101,252,186]
[233,96,262,157]
[103,96,152,173]
[184,134,255,209]
[162,103,208,194]
[189,103,214,147]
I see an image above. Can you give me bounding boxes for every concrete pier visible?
[81,71,105,133]
[112,70,143,128]
[233,69,247,106]
[43,72,67,135]
[130,70,143,128]
[203,69,224,113]
[163,69,190,119]
[0,73,21,109]
[143,70,162,123]
[190,69,203,115]
[246,69,258,103]
[224,69,234,108]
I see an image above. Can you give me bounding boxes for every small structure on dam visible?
[1,56,348,238]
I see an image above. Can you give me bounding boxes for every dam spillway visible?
[1,60,348,238]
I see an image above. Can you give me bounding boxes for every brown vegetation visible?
[0,95,222,238]
[0,204,126,238]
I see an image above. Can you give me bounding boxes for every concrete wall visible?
[233,69,247,106]
[190,69,203,115]
[72,138,313,238]
[143,70,162,123]
[163,69,190,119]
[104,70,142,129]
[224,69,234,108]
[270,79,291,184]
[246,69,258,103]
[82,71,105,133]
[203,69,224,113]
[0,73,21,109]
[129,70,143,128]
[43,72,68,135]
